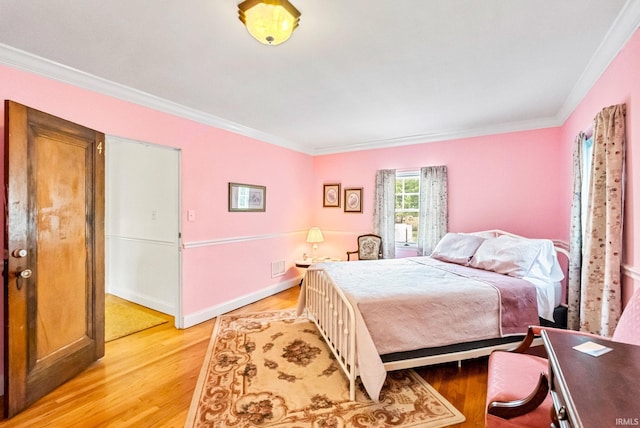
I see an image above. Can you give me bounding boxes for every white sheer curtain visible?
[567,132,585,331]
[373,169,396,259]
[417,166,448,256]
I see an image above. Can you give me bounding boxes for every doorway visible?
[105,136,182,328]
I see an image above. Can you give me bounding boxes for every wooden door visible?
[3,100,105,417]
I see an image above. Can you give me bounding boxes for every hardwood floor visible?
[0,286,489,427]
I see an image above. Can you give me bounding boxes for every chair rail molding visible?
[622,264,640,281]
[183,231,305,249]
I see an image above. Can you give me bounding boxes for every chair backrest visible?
[613,287,640,346]
[357,234,382,260]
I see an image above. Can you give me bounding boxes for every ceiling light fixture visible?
[238,0,301,46]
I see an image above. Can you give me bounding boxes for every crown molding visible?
[1,0,639,157]
[0,43,308,154]
[315,0,640,156]
[556,0,640,124]
[308,116,561,155]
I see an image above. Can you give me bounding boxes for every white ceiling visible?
[1,1,639,155]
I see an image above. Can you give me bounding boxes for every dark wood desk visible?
[542,329,640,428]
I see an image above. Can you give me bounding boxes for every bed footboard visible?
[304,267,357,400]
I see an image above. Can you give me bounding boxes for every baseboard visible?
[182,278,300,328]
[107,288,175,316]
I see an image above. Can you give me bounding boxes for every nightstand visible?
[295,259,313,268]
[295,258,340,285]
[295,259,313,286]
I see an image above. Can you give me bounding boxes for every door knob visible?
[12,249,27,258]
[18,269,32,279]
[16,268,32,291]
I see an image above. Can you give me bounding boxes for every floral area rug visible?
[185,309,465,427]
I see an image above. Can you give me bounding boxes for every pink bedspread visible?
[413,258,539,335]
[297,256,539,401]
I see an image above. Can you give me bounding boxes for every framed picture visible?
[323,183,341,207]
[228,182,266,212]
[344,187,363,213]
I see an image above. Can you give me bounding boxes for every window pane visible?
[395,172,420,244]
[395,214,418,244]
[404,178,419,193]
[404,194,419,209]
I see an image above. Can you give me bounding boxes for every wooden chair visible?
[485,287,640,427]
[346,234,382,261]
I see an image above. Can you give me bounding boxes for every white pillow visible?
[430,233,486,265]
[524,239,565,282]
[469,235,541,277]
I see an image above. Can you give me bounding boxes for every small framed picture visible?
[228,182,266,212]
[344,187,363,213]
[323,183,341,207]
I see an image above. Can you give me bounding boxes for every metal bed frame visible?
[302,230,569,400]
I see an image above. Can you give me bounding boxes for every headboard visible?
[477,229,569,258]
[475,229,570,304]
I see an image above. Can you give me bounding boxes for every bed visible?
[296,230,568,401]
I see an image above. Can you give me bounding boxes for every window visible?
[581,135,594,236]
[395,171,419,245]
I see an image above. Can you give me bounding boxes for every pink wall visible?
[0,64,315,323]
[312,127,568,257]
[313,28,640,305]
[0,25,637,361]
[560,27,640,303]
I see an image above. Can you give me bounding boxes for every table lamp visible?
[306,227,324,260]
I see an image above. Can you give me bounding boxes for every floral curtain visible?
[417,165,448,256]
[373,169,396,259]
[568,104,626,336]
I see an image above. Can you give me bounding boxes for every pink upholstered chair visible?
[485,287,640,427]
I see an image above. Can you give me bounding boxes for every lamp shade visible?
[306,227,324,244]
[238,0,301,46]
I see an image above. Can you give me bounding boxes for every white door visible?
[105,136,182,327]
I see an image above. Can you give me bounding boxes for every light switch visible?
[188,210,196,222]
